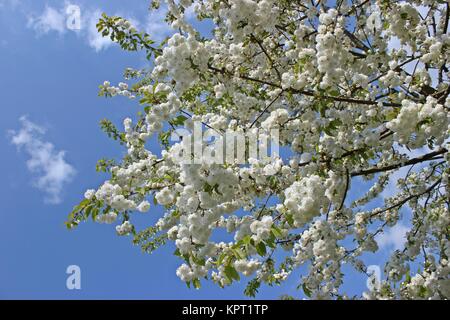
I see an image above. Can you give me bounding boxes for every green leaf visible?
[216,253,226,266]
[173,248,181,257]
[192,256,206,266]
[405,270,411,283]
[84,204,94,218]
[256,242,267,256]
[74,199,90,211]
[385,109,398,121]
[328,89,340,97]
[271,226,283,238]
[170,115,188,126]
[224,265,240,281]
[266,233,276,248]
[302,283,312,298]
[285,214,294,226]
[416,117,432,130]
[193,278,201,289]
[233,248,246,259]
[242,235,252,245]
[91,208,99,221]
[244,279,260,297]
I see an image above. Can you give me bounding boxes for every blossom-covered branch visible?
[68,0,449,300]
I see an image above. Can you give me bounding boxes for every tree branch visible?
[351,148,448,177]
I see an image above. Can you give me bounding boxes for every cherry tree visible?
[67,0,450,299]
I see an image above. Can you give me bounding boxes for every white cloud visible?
[145,9,171,43]
[143,6,199,43]
[9,116,76,204]
[85,9,113,52]
[376,223,409,250]
[25,3,143,52]
[27,6,67,35]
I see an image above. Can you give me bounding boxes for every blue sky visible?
[0,0,406,299]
